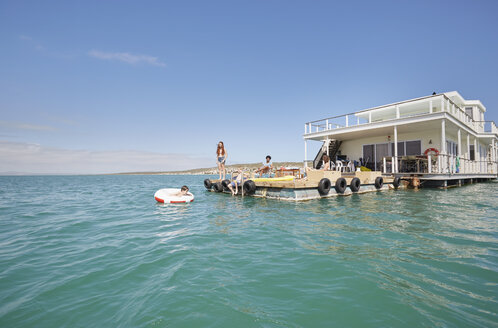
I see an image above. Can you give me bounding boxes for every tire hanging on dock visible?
[213,182,223,192]
[317,178,331,195]
[221,179,231,190]
[393,177,401,189]
[350,177,361,192]
[204,179,212,190]
[335,178,347,194]
[243,180,256,195]
[374,177,384,189]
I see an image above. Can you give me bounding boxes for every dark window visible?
[406,140,421,155]
[391,142,405,156]
[470,145,475,161]
[362,144,375,170]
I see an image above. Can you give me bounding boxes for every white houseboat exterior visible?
[304,91,498,187]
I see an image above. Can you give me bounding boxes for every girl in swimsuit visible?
[216,141,227,180]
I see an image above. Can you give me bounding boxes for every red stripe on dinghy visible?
[170,200,187,203]
[155,197,164,203]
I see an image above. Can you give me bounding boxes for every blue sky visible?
[1,0,497,174]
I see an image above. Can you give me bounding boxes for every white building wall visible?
[340,130,441,162]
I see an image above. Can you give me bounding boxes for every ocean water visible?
[0,175,497,328]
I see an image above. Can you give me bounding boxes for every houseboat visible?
[304,91,498,187]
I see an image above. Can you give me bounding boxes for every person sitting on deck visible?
[227,170,249,196]
[255,155,273,177]
[306,154,331,172]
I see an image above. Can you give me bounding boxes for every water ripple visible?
[0,175,496,327]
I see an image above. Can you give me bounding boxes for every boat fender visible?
[335,177,347,194]
[243,180,256,195]
[424,148,439,157]
[350,177,361,192]
[204,179,212,190]
[213,182,223,192]
[393,177,401,189]
[221,179,231,190]
[375,177,384,189]
[317,178,331,195]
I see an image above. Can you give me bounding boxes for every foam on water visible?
[0,175,497,327]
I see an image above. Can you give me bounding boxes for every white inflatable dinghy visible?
[154,188,194,203]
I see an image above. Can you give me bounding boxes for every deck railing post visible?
[383,157,386,174]
[428,155,432,173]
[345,115,348,127]
[325,119,329,130]
[429,100,433,113]
[368,112,372,123]
[396,105,400,118]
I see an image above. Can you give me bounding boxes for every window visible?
[362,144,375,170]
[470,145,475,161]
[465,107,473,119]
[405,140,422,155]
[391,142,405,156]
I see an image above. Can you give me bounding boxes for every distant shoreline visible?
[111,162,303,175]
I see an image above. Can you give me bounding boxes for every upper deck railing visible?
[304,94,497,136]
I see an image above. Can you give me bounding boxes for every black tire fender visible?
[221,179,231,190]
[350,177,361,192]
[243,180,256,194]
[204,179,212,189]
[317,178,331,195]
[393,177,401,189]
[213,182,223,192]
[375,176,384,189]
[335,177,347,194]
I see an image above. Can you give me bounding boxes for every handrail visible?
[304,93,490,135]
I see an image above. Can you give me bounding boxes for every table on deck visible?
[275,168,302,179]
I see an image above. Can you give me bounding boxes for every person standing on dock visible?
[216,141,227,180]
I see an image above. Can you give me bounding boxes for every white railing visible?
[382,155,497,175]
[479,121,498,134]
[304,94,494,136]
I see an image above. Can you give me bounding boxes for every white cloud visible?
[88,50,166,67]
[0,120,56,131]
[0,141,212,174]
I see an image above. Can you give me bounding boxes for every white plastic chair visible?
[335,161,343,172]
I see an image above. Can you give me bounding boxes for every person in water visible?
[255,155,273,177]
[175,185,190,196]
[216,141,227,180]
[227,170,248,196]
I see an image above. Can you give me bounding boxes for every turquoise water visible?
[0,175,497,327]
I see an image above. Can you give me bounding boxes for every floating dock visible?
[204,171,401,201]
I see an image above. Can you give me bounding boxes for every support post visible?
[383,157,386,174]
[457,129,461,173]
[441,119,446,173]
[474,137,481,173]
[304,140,308,169]
[428,155,432,173]
[394,125,398,173]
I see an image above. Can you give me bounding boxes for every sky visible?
[1,0,498,174]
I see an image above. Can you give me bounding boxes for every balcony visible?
[304,94,494,136]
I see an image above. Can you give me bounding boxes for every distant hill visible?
[113,162,304,175]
